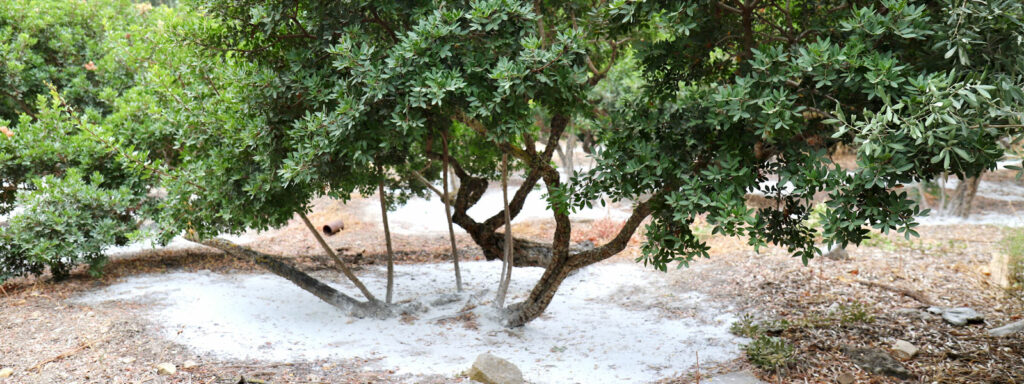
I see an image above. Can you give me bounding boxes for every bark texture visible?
[199,238,390,318]
[949,175,981,218]
[505,199,653,327]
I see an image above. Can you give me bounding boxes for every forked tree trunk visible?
[198,238,390,318]
[505,199,653,327]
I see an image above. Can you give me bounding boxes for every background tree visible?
[0,0,182,281]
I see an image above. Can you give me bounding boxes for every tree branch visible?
[298,212,378,302]
[570,197,655,268]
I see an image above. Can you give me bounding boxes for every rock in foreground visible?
[468,353,523,384]
[156,363,176,376]
[842,345,912,380]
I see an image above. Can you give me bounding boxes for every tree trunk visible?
[379,180,396,304]
[442,135,463,291]
[298,212,378,302]
[198,238,389,318]
[949,175,981,218]
[505,199,653,327]
[495,153,514,307]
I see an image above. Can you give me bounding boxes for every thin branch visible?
[1,89,36,118]
[570,196,657,268]
[298,212,378,302]
[442,134,463,291]
[495,152,514,307]
[409,169,451,204]
[716,1,743,15]
[586,39,621,86]
[378,176,396,304]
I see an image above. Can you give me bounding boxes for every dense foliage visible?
[0,0,180,280]
[580,0,1024,266]
[1,0,1021,326]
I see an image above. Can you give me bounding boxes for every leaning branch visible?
[297,212,378,302]
[570,197,655,269]
[198,237,383,317]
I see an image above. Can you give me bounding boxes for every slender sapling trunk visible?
[442,135,463,291]
[495,153,514,307]
[379,178,396,304]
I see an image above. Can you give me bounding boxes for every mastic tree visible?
[147,0,1023,326]
[2,0,1022,328]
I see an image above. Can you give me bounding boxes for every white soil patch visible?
[76,261,744,383]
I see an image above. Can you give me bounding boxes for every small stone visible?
[0,368,13,378]
[891,339,918,360]
[836,372,855,384]
[467,353,524,384]
[182,360,198,370]
[940,307,984,326]
[156,363,176,376]
[842,345,912,380]
[988,320,1024,337]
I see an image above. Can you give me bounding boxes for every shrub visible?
[743,336,795,372]
[1,170,138,281]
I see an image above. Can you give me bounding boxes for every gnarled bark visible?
[441,114,570,267]
[505,199,653,327]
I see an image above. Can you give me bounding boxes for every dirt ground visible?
[1,171,1023,383]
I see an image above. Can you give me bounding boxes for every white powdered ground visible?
[76,261,745,383]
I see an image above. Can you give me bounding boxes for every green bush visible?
[0,0,186,282]
[743,336,795,372]
[1,170,138,281]
[729,314,762,338]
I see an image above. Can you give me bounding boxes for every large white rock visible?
[467,353,523,384]
[943,307,984,326]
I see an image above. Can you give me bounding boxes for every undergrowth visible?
[730,302,876,371]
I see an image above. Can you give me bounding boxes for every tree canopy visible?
[1,0,1022,326]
